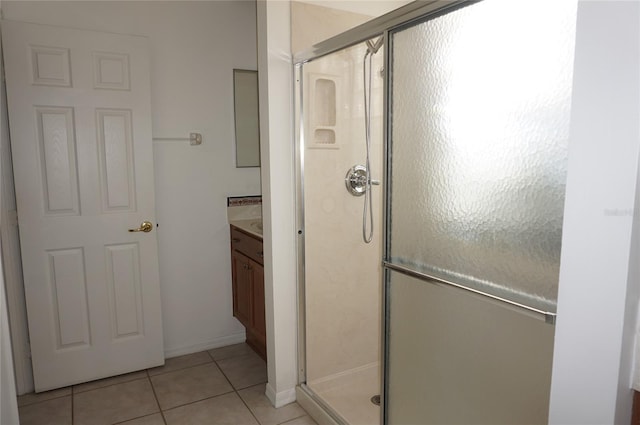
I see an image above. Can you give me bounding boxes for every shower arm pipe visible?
[383,261,557,324]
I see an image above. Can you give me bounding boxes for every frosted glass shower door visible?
[384,0,577,423]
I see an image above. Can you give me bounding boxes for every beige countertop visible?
[230,218,263,239]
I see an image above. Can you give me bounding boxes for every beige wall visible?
[290,0,413,55]
[297,0,412,17]
[291,1,371,54]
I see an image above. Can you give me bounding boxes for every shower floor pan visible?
[307,362,380,425]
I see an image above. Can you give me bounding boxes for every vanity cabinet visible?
[230,226,266,360]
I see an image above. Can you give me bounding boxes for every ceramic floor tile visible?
[73,378,159,425]
[148,351,213,377]
[279,415,318,425]
[238,383,306,425]
[115,412,166,425]
[17,387,71,407]
[216,350,267,390]
[163,392,258,425]
[208,343,254,361]
[150,362,233,410]
[18,395,72,425]
[73,370,148,394]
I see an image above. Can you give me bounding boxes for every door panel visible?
[232,250,252,328]
[105,243,143,340]
[251,260,265,348]
[35,106,80,216]
[47,248,90,350]
[2,20,164,391]
[96,109,136,212]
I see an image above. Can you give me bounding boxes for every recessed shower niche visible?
[309,74,339,149]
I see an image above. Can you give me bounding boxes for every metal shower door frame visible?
[292,2,474,424]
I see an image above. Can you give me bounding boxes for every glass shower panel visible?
[386,270,555,424]
[301,39,384,424]
[387,0,577,313]
[385,0,577,422]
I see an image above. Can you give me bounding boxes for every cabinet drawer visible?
[231,227,264,265]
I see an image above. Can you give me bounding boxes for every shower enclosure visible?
[295,1,577,424]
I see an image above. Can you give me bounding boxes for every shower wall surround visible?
[291,4,399,423]
[291,1,371,54]
[304,43,384,382]
[301,41,385,425]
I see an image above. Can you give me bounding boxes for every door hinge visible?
[25,341,31,359]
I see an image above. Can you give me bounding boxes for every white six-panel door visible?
[1,20,164,392]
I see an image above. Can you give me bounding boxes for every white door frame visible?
[0,21,33,395]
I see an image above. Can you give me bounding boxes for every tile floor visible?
[17,343,318,425]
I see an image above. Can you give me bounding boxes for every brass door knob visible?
[129,221,153,233]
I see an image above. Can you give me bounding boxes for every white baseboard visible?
[265,382,297,408]
[163,332,246,359]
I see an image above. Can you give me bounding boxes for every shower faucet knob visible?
[345,165,368,196]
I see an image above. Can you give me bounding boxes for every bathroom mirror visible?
[233,69,261,167]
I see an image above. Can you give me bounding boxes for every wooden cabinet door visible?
[231,250,252,327]
[251,260,266,350]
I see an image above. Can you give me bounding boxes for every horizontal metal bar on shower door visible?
[382,261,557,324]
